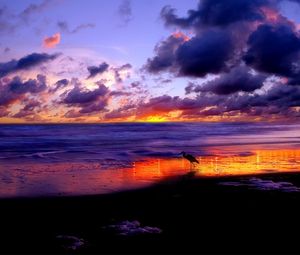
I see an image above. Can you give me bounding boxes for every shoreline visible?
[1,170,300,200]
[1,172,300,254]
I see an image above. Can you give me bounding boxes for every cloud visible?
[104,110,133,120]
[104,76,300,121]
[43,33,61,48]
[244,24,300,78]
[62,84,108,105]
[104,104,136,120]
[49,79,69,93]
[138,0,300,121]
[64,109,83,119]
[193,66,267,95]
[3,47,10,53]
[0,5,16,34]
[146,30,233,77]
[57,21,95,34]
[19,0,52,22]
[110,91,131,97]
[61,82,110,115]
[112,63,132,82]
[0,52,59,78]
[131,82,140,88]
[0,0,61,35]
[0,75,47,106]
[185,82,195,95]
[0,106,9,117]
[145,34,186,73]
[161,0,269,29]
[87,62,109,79]
[8,74,47,94]
[13,99,42,118]
[176,30,233,77]
[118,0,133,26]
[152,0,300,80]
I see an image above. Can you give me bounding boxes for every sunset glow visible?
[2,2,300,254]
[0,0,300,123]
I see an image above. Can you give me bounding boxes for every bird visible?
[180,151,199,170]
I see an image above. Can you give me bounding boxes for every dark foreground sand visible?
[1,172,300,255]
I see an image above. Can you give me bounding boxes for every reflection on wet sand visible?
[1,149,300,198]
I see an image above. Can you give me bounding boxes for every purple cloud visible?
[0,52,59,78]
[87,62,109,79]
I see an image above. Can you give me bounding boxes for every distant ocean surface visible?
[1,122,300,198]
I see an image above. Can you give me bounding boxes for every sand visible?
[1,172,300,254]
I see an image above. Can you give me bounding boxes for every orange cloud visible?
[172,31,190,42]
[43,33,61,48]
[260,7,281,23]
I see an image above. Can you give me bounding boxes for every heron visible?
[180,151,199,170]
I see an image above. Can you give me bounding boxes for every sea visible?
[0,122,300,198]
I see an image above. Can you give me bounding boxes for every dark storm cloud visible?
[118,0,133,26]
[0,75,47,106]
[145,34,186,73]
[57,21,95,34]
[176,30,233,77]
[161,0,269,29]
[146,30,233,77]
[244,24,300,78]
[194,66,267,95]
[146,0,300,100]
[0,53,59,78]
[264,84,300,107]
[87,62,109,79]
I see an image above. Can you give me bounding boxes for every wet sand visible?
[1,172,300,254]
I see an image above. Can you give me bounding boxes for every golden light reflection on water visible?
[132,149,300,177]
[1,149,300,197]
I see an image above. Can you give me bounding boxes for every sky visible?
[1,0,300,123]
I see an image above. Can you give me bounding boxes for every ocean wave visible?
[0,122,299,164]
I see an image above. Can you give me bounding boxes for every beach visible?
[1,172,300,254]
[1,123,300,254]
[2,0,300,253]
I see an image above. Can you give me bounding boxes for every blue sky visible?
[0,0,197,63]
